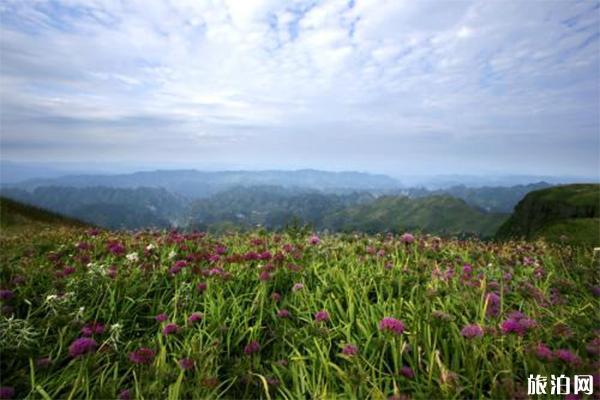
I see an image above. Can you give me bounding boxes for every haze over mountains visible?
[1,166,582,236]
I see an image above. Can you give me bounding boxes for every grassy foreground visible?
[0,227,599,399]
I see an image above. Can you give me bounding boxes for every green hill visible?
[0,196,89,231]
[496,184,599,246]
[322,195,508,237]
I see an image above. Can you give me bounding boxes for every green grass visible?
[1,226,598,399]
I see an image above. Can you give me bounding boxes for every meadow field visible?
[0,227,598,399]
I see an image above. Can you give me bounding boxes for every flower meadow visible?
[0,227,599,399]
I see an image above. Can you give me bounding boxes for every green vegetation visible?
[496,184,599,246]
[323,195,507,238]
[0,208,598,399]
[0,196,88,231]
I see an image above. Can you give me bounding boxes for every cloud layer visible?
[1,0,598,176]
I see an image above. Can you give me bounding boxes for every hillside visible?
[496,184,600,245]
[322,195,507,237]
[0,196,88,230]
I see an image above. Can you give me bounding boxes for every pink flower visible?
[554,349,580,365]
[188,312,203,324]
[400,233,414,244]
[379,317,406,335]
[314,310,330,322]
[244,340,260,355]
[309,235,321,245]
[277,309,291,318]
[292,283,304,292]
[400,366,414,379]
[68,337,97,358]
[128,348,155,365]
[342,344,358,356]
[534,343,553,361]
[81,322,105,336]
[460,324,484,338]
[178,358,195,370]
[196,282,207,293]
[162,323,178,336]
[155,313,168,322]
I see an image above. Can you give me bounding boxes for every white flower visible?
[126,252,139,262]
[168,250,177,259]
[146,244,156,251]
[110,323,122,331]
[45,294,58,302]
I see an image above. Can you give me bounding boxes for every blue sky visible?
[0,0,598,177]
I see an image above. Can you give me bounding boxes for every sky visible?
[0,0,599,177]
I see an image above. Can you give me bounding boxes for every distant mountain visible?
[402,182,553,213]
[322,195,507,238]
[496,184,599,246]
[1,186,188,230]
[0,196,88,230]
[4,169,401,198]
[188,185,374,231]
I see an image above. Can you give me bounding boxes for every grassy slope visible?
[496,184,599,246]
[324,195,507,237]
[0,196,89,238]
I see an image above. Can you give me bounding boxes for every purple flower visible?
[485,293,500,317]
[500,312,536,336]
[0,387,15,400]
[534,343,554,361]
[292,283,304,292]
[81,322,105,336]
[342,344,358,356]
[128,348,155,365]
[62,266,76,276]
[460,324,484,338]
[462,264,473,275]
[188,312,203,324]
[0,290,14,301]
[162,323,178,336]
[36,357,51,368]
[244,340,260,355]
[554,349,580,365]
[585,337,600,355]
[400,366,415,379]
[314,310,330,322]
[178,358,195,370]
[309,235,321,245]
[155,313,168,322]
[379,317,406,335]
[500,319,524,335]
[196,282,207,293]
[259,270,271,281]
[118,389,131,400]
[400,233,414,244]
[277,309,291,318]
[271,292,282,302]
[68,337,97,358]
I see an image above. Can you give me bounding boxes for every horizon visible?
[1,1,599,177]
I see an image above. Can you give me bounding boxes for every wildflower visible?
[0,387,15,400]
[586,337,600,355]
[342,344,358,356]
[554,349,580,365]
[461,324,484,338]
[188,312,203,324]
[155,313,168,322]
[431,310,452,321]
[292,283,304,292]
[485,292,501,317]
[118,389,131,400]
[62,266,76,276]
[500,312,536,336]
[400,366,415,379]
[462,264,473,275]
[0,290,14,301]
[309,235,321,245]
[277,309,291,318]
[168,250,177,259]
[196,282,207,293]
[146,244,156,251]
[244,340,260,355]
[81,322,105,336]
[162,323,178,336]
[178,358,195,370]
[271,292,281,302]
[126,252,139,262]
[400,233,414,244]
[36,357,51,368]
[68,337,98,358]
[259,270,271,281]
[379,317,406,335]
[128,348,155,365]
[534,343,554,361]
[314,310,330,322]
